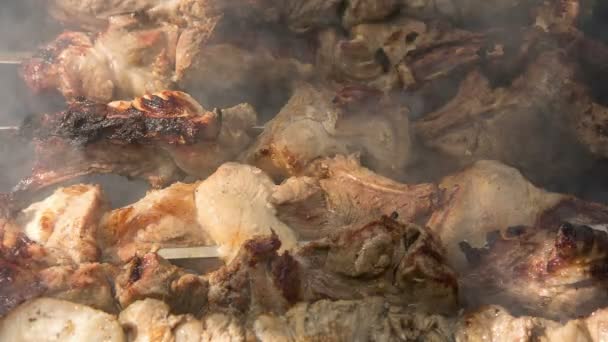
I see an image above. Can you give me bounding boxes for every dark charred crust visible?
[32,93,219,146]
[243,233,282,266]
[127,256,144,285]
[271,252,300,303]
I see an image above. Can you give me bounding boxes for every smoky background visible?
[0,0,607,205]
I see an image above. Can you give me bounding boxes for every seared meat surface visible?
[15,91,256,193]
[21,19,312,109]
[205,217,457,316]
[100,182,212,263]
[461,223,608,320]
[428,160,608,271]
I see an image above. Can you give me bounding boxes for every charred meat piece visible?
[206,216,457,316]
[460,223,608,320]
[31,91,220,146]
[241,83,411,180]
[115,253,208,314]
[15,91,257,193]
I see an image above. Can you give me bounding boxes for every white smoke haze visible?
[0,0,607,206]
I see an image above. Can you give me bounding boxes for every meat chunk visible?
[460,223,608,320]
[242,83,411,180]
[0,298,125,342]
[426,160,608,271]
[15,184,108,264]
[99,182,213,262]
[119,298,199,342]
[15,91,256,194]
[274,155,442,240]
[39,263,118,313]
[194,163,298,262]
[21,25,178,102]
[456,305,608,342]
[413,48,598,185]
[0,231,118,316]
[206,216,457,315]
[254,297,453,341]
[115,253,208,314]
[22,22,312,109]
[426,160,564,270]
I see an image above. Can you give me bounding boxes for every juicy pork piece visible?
[16,91,256,193]
[99,182,213,262]
[0,298,125,342]
[460,223,608,320]
[115,253,208,314]
[194,163,298,262]
[242,83,411,180]
[427,160,608,271]
[205,217,457,316]
[15,184,107,264]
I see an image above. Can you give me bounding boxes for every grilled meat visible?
[413,45,603,185]
[118,298,200,342]
[115,253,208,314]
[242,83,411,180]
[455,305,608,342]
[194,163,298,262]
[15,91,257,193]
[100,182,212,263]
[14,184,107,264]
[22,21,312,109]
[275,155,442,240]
[206,217,457,316]
[461,223,608,320]
[427,160,608,271]
[0,298,125,342]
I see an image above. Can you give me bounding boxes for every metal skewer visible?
[0,51,30,65]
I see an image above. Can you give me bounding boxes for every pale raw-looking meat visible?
[0,298,125,342]
[194,163,298,262]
